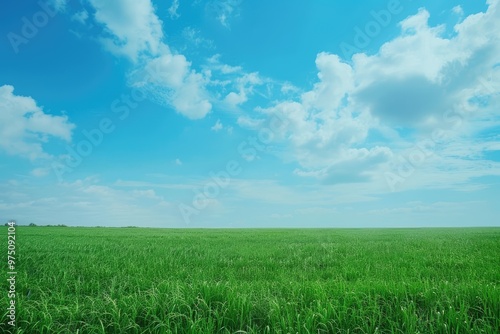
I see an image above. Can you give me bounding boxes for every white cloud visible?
[352,5,500,127]
[203,55,270,113]
[175,158,182,166]
[280,82,300,95]
[302,53,354,113]
[208,0,242,28]
[206,55,243,74]
[31,167,50,177]
[237,115,264,128]
[170,72,212,119]
[138,53,212,120]
[131,189,162,200]
[182,27,214,49]
[168,0,180,19]
[208,56,266,109]
[144,53,190,88]
[49,0,67,12]
[211,119,223,132]
[383,137,500,192]
[452,5,464,16]
[255,2,500,185]
[87,0,212,119]
[0,85,75,160]
[89,0,164,62]
[222,72,262,109]
[224,91,246,106]
[258,56,384,183]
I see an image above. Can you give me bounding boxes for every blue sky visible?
[0,0,499,227]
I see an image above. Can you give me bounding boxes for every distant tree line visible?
[3,222,68,227]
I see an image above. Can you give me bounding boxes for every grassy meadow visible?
[1,227,499,333]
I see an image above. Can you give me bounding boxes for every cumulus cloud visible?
[352,5,500,128]
[302,53,354,113]
[255,53,384,184]
[87,0,212,119]
[128,53,212,119]
[253,1,500,184]
[170,71,212,119]
[0,85,75,160]
[145,53,189,88]
[89,0,163,62]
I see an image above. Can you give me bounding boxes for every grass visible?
[1,227,499,333]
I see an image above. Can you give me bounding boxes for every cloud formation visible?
[89,0,163,62]
[211,119,223,132]
[88,0,212,119]
[168,0,180,19]
[207,0,242,28]
[251,2,500,185]
[352,5,500,128]
[0,85,74,160]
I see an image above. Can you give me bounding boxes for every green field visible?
[1,227,499,333]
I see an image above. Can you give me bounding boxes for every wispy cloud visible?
[49,0,67,12]
[452,5,464,16]
[168,0,180,19]
[182,27,214,49]
[208,0,242,28]
[211,119,223,132]
[71,10,88,24]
